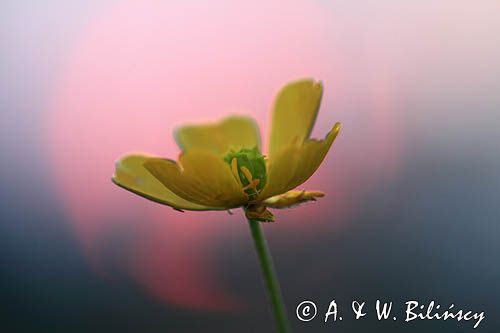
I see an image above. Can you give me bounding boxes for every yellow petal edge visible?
[175,116,261,154]
[259,122,341,200]
[143,150,248,208]
[112,154,220,211]
[264,190,325,209]
[268,79,323,159]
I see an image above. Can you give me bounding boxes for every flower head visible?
[112,79,341,221]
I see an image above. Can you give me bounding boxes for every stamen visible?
[240,166,253,183]
[240,167,263,199]
[231,157,243,186]
[243,179,260,191]
[243,179,260,200]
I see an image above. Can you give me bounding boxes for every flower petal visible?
[175,116,261,154]
[112,154,219,211]
[263,190,324,209]
[143,150,248,208]
[268,79,323,158]
[258,123,341,200]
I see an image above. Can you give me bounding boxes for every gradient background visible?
[1,1,499,332]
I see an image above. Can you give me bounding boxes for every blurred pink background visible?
[47,0,402,310]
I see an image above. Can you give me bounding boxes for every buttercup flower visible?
[112,79,341,222]
[112,79,342,332]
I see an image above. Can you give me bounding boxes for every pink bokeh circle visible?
[47,0,399,310]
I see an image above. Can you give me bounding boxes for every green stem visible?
[248,219,291,333]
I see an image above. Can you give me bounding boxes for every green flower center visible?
[224,147,267,200]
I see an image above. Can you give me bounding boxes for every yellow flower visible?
[112,79,341,222]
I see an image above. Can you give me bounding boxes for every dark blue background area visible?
[1,124,499,332]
